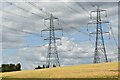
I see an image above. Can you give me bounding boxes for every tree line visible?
[0,63,57,72]
[1,63,21,72]
[35,64,56,69]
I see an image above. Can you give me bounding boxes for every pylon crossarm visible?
[100,9,106,12]
[44,37,61,40]
[53,17,58,20]
[41,28,50,32]
[87,21,109,25]
[54,28,63,31]
[89,31,109,35]
[44,18,50,20]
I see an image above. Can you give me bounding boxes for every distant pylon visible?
[41,14,63,67]
[87,7,110,63]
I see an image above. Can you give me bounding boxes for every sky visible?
[0,0,119,70]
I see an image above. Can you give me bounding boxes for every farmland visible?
[1,62,119,79]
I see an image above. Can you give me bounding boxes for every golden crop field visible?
[1,62,119,78]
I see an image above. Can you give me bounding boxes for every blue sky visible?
[1,1,118,69]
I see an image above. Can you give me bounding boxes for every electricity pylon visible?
[41,14,63,67]
[87,7,110,63]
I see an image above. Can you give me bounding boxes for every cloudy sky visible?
[0,0,119,70]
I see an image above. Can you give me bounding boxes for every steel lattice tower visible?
[88,7,109,63]
[41,14,63,67]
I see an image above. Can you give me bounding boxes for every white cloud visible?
[3,36,117,69]
[1,1,118,69]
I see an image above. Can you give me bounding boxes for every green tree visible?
[53,64,56,67]
[2,64,9,72]
[1,63,22,72]
[0,67,1,72]
[46,65,49,68]
[16,63,21,71]
[35,65,42,69]
[9,64,16,71]
[42,64,45,69]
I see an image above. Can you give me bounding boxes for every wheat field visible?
[1,62,119,78]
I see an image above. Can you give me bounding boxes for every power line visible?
[1,24,41,37]
[4,2,106,44]
[24,2,91,36]
[87,0,97,8]
[7,2,44,18]
[5,2,92,37]
[58,20,89,36]
[25,2,90,35]
[24,1,51,17]
[2,10,39,21]
[2,45,45,49]
[2,16,41,26]
[75,2,90,17]
[2,10,28,19]
[108,37,116,50]
[63,2,91,20]
[59,56,94,59]
[108,22,118,47]
[5,2,111,45]
[101,10,118,49]
[63,2,81,14]
[27,2,43,11]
